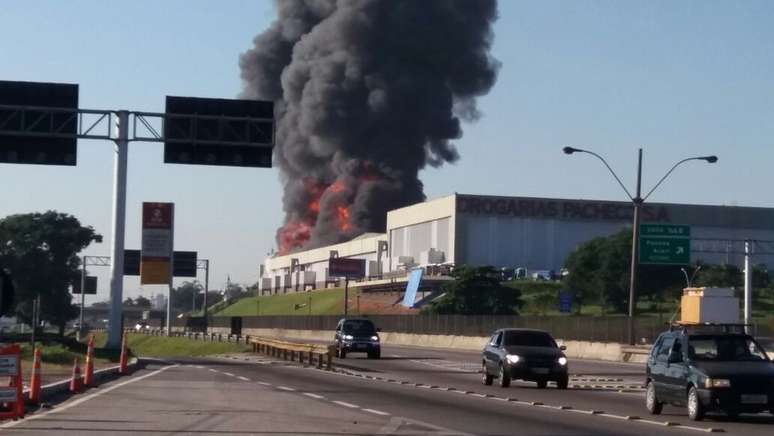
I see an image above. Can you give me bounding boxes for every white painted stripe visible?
[194,365,204,369]
[303,392,325,399]
[0,364,178,429]
[208,368,218,372]
[257,381,272,386]
[363,408,390,416]
[223,372,234,377]
[333,400,359,409]
[237,376,250,381]
[277,386,296,391]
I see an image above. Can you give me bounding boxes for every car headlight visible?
[343,334,354,340]
[505,354,520,364]
[704,378,731,388]
[558,357,567,366]
[370,335,379,341]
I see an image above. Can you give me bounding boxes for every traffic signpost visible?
[328,258,366,316]
[639,224,691,265]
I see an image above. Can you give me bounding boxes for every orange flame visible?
[336,206,352,232]
[329,180,346,193]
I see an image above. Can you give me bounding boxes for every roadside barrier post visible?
[28,347,42,404]
[69,358,82,393]
[119,334,129,374]
[84,335,95,386]
[0,344,25,420]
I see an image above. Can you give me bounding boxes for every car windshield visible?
[687,335,769,362]
[503,331,556,348]
[343,320,376,335]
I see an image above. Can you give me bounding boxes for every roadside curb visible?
[24,357,141,408]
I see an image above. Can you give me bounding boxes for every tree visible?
[422,265,523,315]
[694,264,743,288]
[171,281,204,313]
[564,229,684,314]
[123,297,135,306]
[134,295,152,308]
[0,211,101,334]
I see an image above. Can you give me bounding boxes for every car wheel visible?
[557,375,569,390]
[498,364,511,388]
[687,386,704,421]
[645,381,663,415]
[536,379,548,389]
[482,362,493,386]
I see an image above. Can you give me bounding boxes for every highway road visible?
[2,343,771,435]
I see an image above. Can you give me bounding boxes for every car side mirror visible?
[668,351,682,364]
[559,345,567,351]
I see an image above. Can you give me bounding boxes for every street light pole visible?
[563,146,717,345]
[628,148,643,345]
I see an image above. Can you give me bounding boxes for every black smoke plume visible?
[240,0,500,254]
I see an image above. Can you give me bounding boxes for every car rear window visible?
[343,320,376,334]
[503,331,556,347]
[687,335,769,362]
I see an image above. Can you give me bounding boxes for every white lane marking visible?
[237,376,250,381]
[303,392,325,399]
[223,372,235,377]
[257,381,272,386]
[332,400,359,409]
[194,365,204,369]
[277,385,296,391]
[1,364,179,429]
[208,368,218,372]
[363,408,390,416]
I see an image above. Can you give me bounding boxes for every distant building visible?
[151,293,167,310]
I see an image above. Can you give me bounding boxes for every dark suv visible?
[333,318,381,359]
[482,328,569,389]
[645,325,774,420]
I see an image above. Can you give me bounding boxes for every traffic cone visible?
[118,334,128,375]
[69,358,82,393]
[29,347,42,404]
[84,335,95,386]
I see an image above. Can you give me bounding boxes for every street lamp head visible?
[563,146,579,155]
[702,155,718,163]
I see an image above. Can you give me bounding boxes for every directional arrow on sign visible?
[676,246,685,255]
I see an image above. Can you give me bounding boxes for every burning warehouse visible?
[260,193,774,293]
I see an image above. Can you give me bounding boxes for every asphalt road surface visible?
[2,343,771,435]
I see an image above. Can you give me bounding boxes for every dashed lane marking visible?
[363,408,390,416]
[303,392,325,399]
[223,372,235,377]
[277,385,296,391]
[257,381,272,386]
[332,400,359,409]
[237,376,250,381]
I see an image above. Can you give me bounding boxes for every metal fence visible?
[178,314,772,343]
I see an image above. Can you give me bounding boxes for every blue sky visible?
[2,1,773,303]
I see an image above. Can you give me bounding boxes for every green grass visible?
[91,332,250,357]
[215,287,350,316]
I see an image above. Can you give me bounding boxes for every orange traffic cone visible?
[118,334,128,375]
[69,358,82,393]
[29,347,42,404]
[84,335,95,386]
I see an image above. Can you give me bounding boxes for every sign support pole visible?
[344,278,349,317]
[78,256,86,341]
[203,259,209,332]
[744,240,752,333]
[107,110,129,349]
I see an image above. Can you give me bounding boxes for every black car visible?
[333,318,381,359]
[645,325,774,421]
[481,328,569,389]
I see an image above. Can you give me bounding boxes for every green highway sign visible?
[639,223,691,265]
[640,224,690,238]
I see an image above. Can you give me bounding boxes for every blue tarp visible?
[401,269,424,308]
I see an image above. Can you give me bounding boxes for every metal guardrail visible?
[249,336,334,370]
[131,329,335,370]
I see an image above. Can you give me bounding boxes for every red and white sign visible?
[141,202,174,285]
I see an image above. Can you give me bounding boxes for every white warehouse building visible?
[260,193,774,293]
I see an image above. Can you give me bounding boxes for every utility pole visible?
[79,255,87,341]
